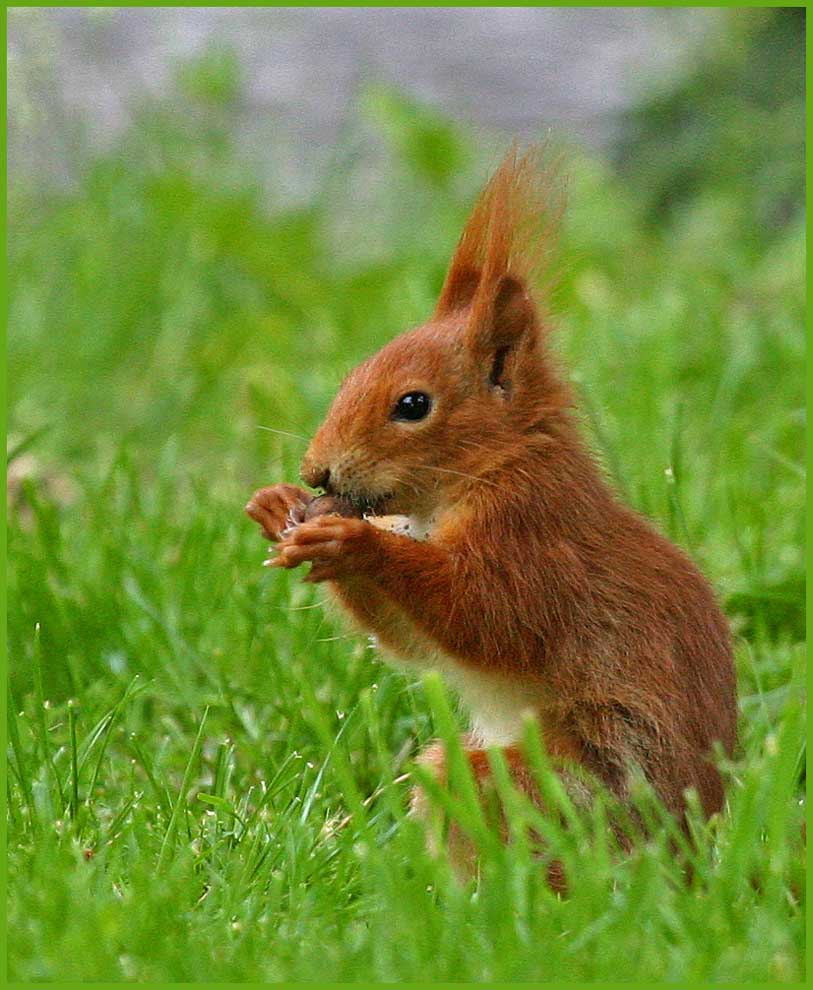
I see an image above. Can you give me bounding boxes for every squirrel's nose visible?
[302,463,331,491]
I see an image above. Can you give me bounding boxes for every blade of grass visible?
[67,699,80,824]
[157,706,209,872]
[7,681,36,830]
[31,623,66,811]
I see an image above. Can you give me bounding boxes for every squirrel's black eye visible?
[392,391,432,422]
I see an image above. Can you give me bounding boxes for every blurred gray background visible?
[9,6,722,199]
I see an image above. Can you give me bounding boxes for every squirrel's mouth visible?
[326,485,394,517]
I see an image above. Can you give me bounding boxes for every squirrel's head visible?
[301,145,569,516]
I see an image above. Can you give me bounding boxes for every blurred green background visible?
[7,7,805,983]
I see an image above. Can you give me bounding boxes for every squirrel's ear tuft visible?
[434,142,564,350]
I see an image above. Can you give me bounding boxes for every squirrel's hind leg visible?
[410,738,567,892]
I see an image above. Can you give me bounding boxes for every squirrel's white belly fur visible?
[367,512,433,542]
[436,659,537,747]
[383,643,535,748]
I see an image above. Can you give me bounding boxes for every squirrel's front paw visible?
[245,484,312,542]
[267,515,379,582]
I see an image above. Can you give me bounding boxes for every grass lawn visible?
[7,30,805,984]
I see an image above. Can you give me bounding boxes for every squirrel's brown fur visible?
[246,146,737,865]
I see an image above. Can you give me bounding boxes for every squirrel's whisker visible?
[271,601,327,611]
[256,425,310,444]
[418,464,513,494]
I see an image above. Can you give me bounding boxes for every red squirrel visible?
[246,146,737,861]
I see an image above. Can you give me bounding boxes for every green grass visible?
[7,35,805,984]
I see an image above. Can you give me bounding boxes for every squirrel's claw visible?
[246,484,312,542]
[265,515,378,579]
